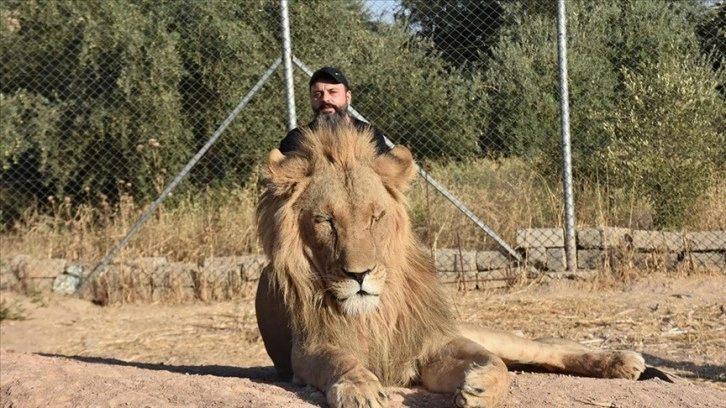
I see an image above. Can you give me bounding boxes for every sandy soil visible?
[2,272,725,407]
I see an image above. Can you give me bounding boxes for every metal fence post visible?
[557,0,577,271]
[280,0,296,130]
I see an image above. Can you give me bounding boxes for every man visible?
[279,66,389,155]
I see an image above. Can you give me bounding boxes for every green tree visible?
[1,0,192,223]
[602,53,726,228]
[484,2,620,162]
[0,0,487,226]
[395,0,561,70]
[396,0,506,68]
[697,3,726,94]
[482,0,724,227]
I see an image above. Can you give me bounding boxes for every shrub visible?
[483,0,725,228]
[602,54,726,228]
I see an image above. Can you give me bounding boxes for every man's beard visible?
[314,103,349,128]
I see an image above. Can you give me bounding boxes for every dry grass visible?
[408,158,725,251]
[2,158,724,263]
[2,183,262,264]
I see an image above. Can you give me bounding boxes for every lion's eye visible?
[372,210,386,223]
[314,214,334,227]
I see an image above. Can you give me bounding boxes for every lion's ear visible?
[376,145,415,192]
[266,149,309,193]
[268,148,285,167]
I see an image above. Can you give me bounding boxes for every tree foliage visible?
[602,53,725,228]
[697,3,726,93]
[481,0,725,228]
[396,0,505,68]
[2,1,192,223]
[0,0,485,225]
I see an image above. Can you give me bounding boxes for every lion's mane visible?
[257,124,457,386]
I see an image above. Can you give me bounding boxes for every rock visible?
[52,274,80,295]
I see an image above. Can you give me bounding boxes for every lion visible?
[255,123,646,408]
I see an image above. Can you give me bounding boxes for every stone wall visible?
[0,254,268,304]
[1,228,723,303]
[517,228,725,272]
[0,250,526,302]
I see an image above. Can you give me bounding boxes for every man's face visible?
[310,80,352,117]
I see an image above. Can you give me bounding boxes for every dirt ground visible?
[1,272,725,407]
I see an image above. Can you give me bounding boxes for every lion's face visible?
[261,127,414,316]
[297,162,396,315]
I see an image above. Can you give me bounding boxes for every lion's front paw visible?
[453,364,510,408]
[327,369,388,408]
[603,350,646,380]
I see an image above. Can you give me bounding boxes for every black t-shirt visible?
[279,118,390,155]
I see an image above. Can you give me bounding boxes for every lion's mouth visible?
[342,291,378,301]
[332,277,383,315]
[338,292,381,316]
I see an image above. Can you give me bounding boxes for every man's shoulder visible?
[352,118,390,154]
[284,126,304,139]
[352,118,376,130]
[279,126,309,154]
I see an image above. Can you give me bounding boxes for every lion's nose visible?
[343,269,372,285]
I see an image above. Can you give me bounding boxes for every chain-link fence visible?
[2,0,724,292]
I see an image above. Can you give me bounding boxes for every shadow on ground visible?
[37,353,327,406]
[643,353,725,383]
